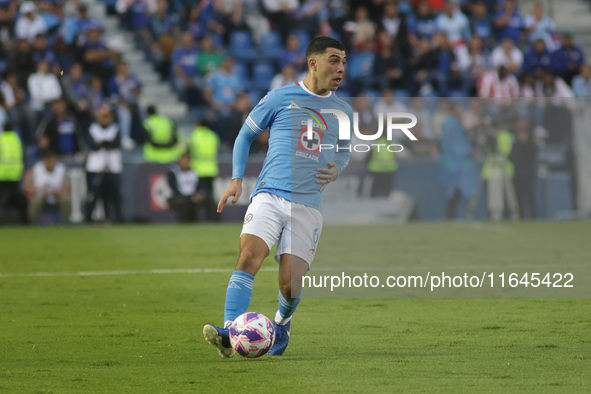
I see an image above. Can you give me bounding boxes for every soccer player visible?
[203,37,351,358]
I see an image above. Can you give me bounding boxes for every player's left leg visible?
[268,254,309,356]
[268,201,322,356]
[203,234,269,359]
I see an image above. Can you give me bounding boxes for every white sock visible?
[274,310,292,326]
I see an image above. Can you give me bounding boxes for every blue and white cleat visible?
[203,324,235,358]
[268,320,291,356]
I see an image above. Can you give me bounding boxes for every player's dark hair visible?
[147,105,157,116]
[305,36,345,59]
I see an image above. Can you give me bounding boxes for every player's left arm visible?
[315,147,350,191]
[316,146,351,192]
[218,91,278,212]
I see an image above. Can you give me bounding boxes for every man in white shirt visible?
[15,2,47,42]
[84,104,123,223]
[524,3,557,51]
[27,60,62,112]
[270,64,298,91]
[491,38,523,74]
[25,150,71,223]
[167,152,206,222]
[572,64,591,97]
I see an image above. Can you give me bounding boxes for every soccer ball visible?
[229,312,275,358]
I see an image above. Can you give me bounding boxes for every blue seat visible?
[449,89,468,98]
[211,34,224,48]
[229,30,257,61]
[393,89,410,98]
[233,61,256,90]
[233,61,249,80]
[259,31,283,60]
[248,90,265,106]
[252,62,275,91]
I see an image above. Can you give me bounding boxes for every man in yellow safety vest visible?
[0,122,28,224]
[367,136,398,197]
[143,105,182,163]
[189,119,219,221]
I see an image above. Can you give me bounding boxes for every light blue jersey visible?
[233,81,351,212]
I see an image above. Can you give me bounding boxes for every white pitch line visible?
[453,222,511,233]
[0,267,279,278]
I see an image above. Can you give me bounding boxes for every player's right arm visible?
[217,125,256,213]
[217,91,279,213]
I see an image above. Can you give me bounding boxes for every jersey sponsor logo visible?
[244,213,253,224]
[297,126,324,155]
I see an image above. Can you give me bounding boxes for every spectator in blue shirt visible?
[374,31,405,91]
[128,0,150,30]
[347,39,377,96]
[54,35,78,74]
[572,64,591,97]
[435,0,471,46]
[524,3,557,51]
[523,38,552,76]
[76,4,95,34]
[279,35,306,71]
[407,37,438,96]
[182,3,224,41]
[35,98,81,157]
[32,33,58,70]
[148,0,178,41]
[470,1,493,48]
[52,1,80,46]
[107,61,143,148]
[61,63,92,131]
[171,31,202,106]
[407,0,437,41]
[551,31,586,85]
[204,57,244,113]
[494,0,524,43]
[143,0,180,79]
[88,75,106,112]
[36,0,61,43]
[81,22,120,84]
[433,32,461,96]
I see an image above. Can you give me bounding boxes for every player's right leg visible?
[203,234,269,358]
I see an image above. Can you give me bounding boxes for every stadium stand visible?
[0,0,590,224]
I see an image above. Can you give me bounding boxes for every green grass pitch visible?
[0,222,589,392]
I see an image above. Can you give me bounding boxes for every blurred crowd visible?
[0,0,588,224]
[106,0,590,146]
